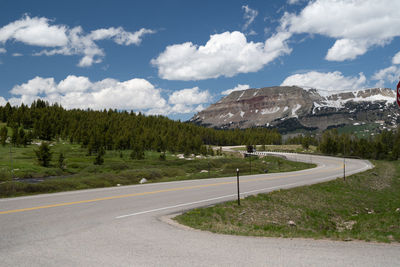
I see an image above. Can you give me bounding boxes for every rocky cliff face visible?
[190,86,399,133]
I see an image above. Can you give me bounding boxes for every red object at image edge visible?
[397,80,400,107]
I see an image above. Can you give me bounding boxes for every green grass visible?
[0,141,314,197]
[336,123,381,138]
[175,160,400,243]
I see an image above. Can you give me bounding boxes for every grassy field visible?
[0,141,314,197]
[336,123,381,138]
[175,160,400,243]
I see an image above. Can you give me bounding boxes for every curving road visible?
[1,153,399,266]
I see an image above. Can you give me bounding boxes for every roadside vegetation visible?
[0,141,313,197]
[176,160,400,243]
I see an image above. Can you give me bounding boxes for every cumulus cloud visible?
[0,15,155,67]
[168,86,211,114]
[0,47,6,53]
[152,31,291,80]
[10,76,57,95]
[221,84,250,95]
[169,87,210,105]
[372,66,400,87]
[4,75,210,115]
[12,52,22,57]
[0,97,6,106]
[281,71,367,93]
[8,76,167,111]
[0,15,68,47]
[242,5,258,31]
[392,52,400,65]
[281,0,400,61]
[57,75,92,93]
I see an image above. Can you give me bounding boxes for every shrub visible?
[34,142,52,167]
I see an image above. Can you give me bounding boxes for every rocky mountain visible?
[190,86,399,133]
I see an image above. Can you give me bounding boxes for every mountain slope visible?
[190,86,399,132]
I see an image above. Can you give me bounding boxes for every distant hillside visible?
[190,86,399,133]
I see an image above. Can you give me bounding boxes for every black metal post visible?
[236,168,240,206]
[343,140,346,181]
[208,160,210,178]
[9,142,13,180]
[249,155,251,175]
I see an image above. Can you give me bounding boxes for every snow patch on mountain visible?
[261,107,280,115]
[291,104,301,117]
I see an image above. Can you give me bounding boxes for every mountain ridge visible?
[190,86,399,133]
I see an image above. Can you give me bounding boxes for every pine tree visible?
[130,141,145,160]
[94,147,105,165]
[0,126,7,146]
[35,142,52,167]
[18,128,27,147]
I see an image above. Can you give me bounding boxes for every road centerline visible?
[0,164,340,216]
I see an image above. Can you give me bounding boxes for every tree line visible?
[0,100,282,157]
[317,128,400,160]
[285,128,400,160]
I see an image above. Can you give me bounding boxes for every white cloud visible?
[57,75,92,93]
[89,27,155,45]
[242,5,258,31]
[0,97,6,106]
[12,52,22,57]
[0,47,6,53]
[287,0,303,4]
[372,66,400,87]
[281,0,400,61]
[325,39,367,61]
[152,31,291,81]
[7,76,167,112]
[281,71,367,93]
[1,15,155,67]
[168,86,210,105]
[169,103,195,114]
[221,84,250,95]
[10,76,57,95]
[168,87,211,114]
[194,104,205,112]
[0,15,68,47]
[4,75,210,116]
[392,52,400,65]
[248,30,257,36]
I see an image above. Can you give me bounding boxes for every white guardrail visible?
[240,151,315,164]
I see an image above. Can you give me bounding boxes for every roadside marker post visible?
[236,168,240,206]
[249,154,252,174]
[343,160,346,181]
[208,161,210,178]
[343,141,346,181]
[9,143,13,180]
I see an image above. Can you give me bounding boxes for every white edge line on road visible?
[115,160,372,220]
[115,194,236,218]
[0,154,325,202]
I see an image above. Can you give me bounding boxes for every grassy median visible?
[175,160,400,243]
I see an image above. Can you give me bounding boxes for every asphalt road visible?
[1,153,399,266]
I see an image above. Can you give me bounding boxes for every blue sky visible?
[1,0,399,120]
